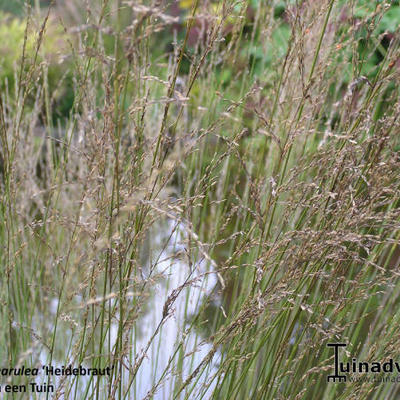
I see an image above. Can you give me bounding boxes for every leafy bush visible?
[0,11,72,117]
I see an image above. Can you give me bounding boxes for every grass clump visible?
[0,0,400,399]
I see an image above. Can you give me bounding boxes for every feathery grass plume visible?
[0,0,400,398]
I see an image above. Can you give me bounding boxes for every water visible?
[128,219,220,399]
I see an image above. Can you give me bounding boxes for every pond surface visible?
[126,219,221,399]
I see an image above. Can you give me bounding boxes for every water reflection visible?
[131,219,220,399]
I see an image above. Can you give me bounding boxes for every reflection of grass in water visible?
[1,0,400,399]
